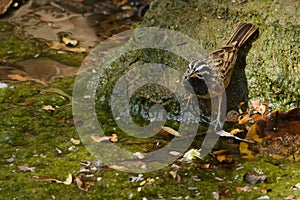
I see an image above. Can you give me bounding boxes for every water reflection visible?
[1,0,150,48]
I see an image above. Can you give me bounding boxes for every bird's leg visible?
[184,94,197,112]
[211,95,225,132]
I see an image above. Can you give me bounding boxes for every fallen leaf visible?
[251,99,261,108]
[42,105,55,111]
[236,185,252,192]
[226,110,240,122]
[216,155,233,163]
[48,41,87,53]
[230,129,243,135]
[139,180,147,186]
[212,191,220,200]
[217,130,253,143]
[110,134,118,143]
[18,164,36,172]
[169,151,182,156]
[240,108,300,160]
[8,74,47,85]
[6,155,15,163]
[238,114,249,124]
[62,37,78,47]
[91,135,111,142]
[239,142,254,158]
[133,152,145,159]
[109,165,128,171]
[75,176,84,188]
[91,134,118,143]
[17,102,33,106]
[292,182,300,190]
[32,176,63,184]
[243,172,267,184]
[70,138,81,145]
[169,171,177,179]
[146,178,155,183]
[63,173,73,185]
[8,74,27,81]
[284,195,295,200]
[212,149,228,155]
[161,126,182,137]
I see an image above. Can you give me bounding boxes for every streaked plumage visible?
[183,22,258,129]
[184,22,258,98]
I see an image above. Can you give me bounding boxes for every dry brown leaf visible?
[212,149,228,155]
[110,134,118,143]
[75,175,94,191]
[243,172,267,184]
[42,105,55,111]
[8,74,47,85]
[109,165,128,171]
[236,186,252,192]
[91,135,111,142]
[146,178,155,183]
[240,108,300,160]
[216,155,233,163]
[48,41,87,53]
[284,195,295,200]
[238,114,249,124]
[62,37,78,47]
[32,176,63,184]
[17,102,33,106]
[251,99,261,108]
[8,74,27,81]
[226,110,240,122]
[91,134,118,143]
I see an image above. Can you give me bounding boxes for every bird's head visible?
[186,60,212,80]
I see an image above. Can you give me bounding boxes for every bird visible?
[183,22,258,130]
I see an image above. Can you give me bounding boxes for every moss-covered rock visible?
[119,0,300,114]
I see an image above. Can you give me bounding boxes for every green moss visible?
[0,0,300,199]
[0,22,85,66]
[142,0,300,110]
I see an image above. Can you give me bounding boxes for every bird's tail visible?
[227,22,258,48]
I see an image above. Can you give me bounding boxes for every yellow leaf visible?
[246,123,263,143]
[70,138,81,145]
[216,155,232,163]
[139,180,147,186]
[169,171,177,179]
[110,134,118,143]
[230,129,243,135]
[239,142,254,158]
[63,173,73,185]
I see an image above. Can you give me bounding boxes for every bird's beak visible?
[189,73,197,78]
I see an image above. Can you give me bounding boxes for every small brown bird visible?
[183,22,258,129]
